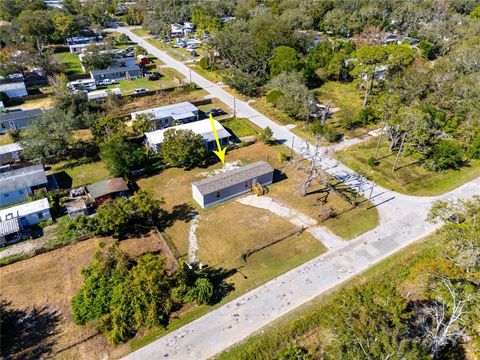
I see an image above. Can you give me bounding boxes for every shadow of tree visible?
[0,300,61,360]
[157,203,198,231]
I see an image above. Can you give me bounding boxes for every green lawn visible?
[105,76,177,95]
[220,117,260,138]
[54,51,84,76]
[48,159,110,188]
[131,28,151,38]
[337,138,480,196]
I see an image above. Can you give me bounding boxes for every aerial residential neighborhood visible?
[0,1,479,360]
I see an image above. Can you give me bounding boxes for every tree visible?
[418,40,437,60]
[16,10,53,51]
[81,46,113,71]
[427,139,465,171]
[100,135,146,178]
[22,109,73,161]
[51,11,76,41]
[91,115,126,140]
[268,46,300,77]
[187,278,214,305]
[160,129,208,168]
[132,113,157,134]
[268,71,312,119]
[257,126,273,144]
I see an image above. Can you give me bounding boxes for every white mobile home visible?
[131,102,199,129]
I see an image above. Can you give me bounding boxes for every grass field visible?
[54,51,84,76]
[105,76,177,95]
[0,234,165,359]
[219,118,260,138]
[218,232,444,360]
[0,134,14,145]
[337,138,480,196]
[48,159,110,188]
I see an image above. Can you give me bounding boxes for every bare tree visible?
[414,279,471,358]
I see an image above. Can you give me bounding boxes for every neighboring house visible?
[384,34,420,45]
[0,164,48,207]
[0,198,52,245]
[131,102,200,129]
[65,197,89,218]
[86,178,130,206]
[0,218,21,245]
[87,88,121,101]
[0,108,43,134]
[171,22,195,36]
[67,79,97,91]
[0,143,23,165]
[66,36,102,54]
[360,65,389,81]
[0,81,28,98]
[90,65,142,83]
[192,161,274,208]
[144,118,230,153]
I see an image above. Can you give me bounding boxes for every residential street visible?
[116,27,480,360]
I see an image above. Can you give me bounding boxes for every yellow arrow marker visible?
[209,114,226,164]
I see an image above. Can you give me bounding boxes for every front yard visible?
[337,138,480,196]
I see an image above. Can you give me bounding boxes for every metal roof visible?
[0,108,43,122]
[0,164,47,193]
[0,198,50,220]
[145,118,230,145]
[0,218,20,236]
[0,82,26,91]
[131,102,198,121]
[90,65,140,76]
[0,142,22,155]
[192,161,274,195]
[86,178,129,199]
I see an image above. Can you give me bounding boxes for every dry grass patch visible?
[0,233,165,360]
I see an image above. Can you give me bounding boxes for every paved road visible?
[116,27,480,360]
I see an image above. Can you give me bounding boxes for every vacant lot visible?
[0,233,164,360]
[219,117,260,138]
[105,76,178,96]
[337,138,480,196]
[48,160,110,189]
[54,51,84,76]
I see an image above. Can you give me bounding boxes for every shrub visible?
[266,90,283,106]
[198,57,214,70]
[310,122,342,143]
[428,139,465,171]
[7,129,21,142]
[467,137,480,159]
[418,40,437,60]
[368,157,380,167]
[257,126,274,144]
[278,151,291,163]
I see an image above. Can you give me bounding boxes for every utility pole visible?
[189,68,192,84]
[366,181,375,209]
[233,96,236,118]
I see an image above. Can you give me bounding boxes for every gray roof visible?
[192,161,274,195]
[0,142,22,155]
[132,102,198,121]
[0,108,43,122]
[86,178,129,199]
[0,82,26,91]
[90,65,140,76]
[0,164,47,193]
[0,218,20,236]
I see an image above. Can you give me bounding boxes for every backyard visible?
[53,51,84,76]
[104,76,178,95]
[0,233,165,360]
[47,159,110,189]
[337,138,480,196]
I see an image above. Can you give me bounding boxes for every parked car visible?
[134,88,149,94]
[148,72,161,81]
[206,108,224,117]
[125,46,134,52]
[190,50,199,57]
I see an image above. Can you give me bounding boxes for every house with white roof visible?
[131,102,200,129]
[0,198,51,245]
[87,88,121,101]
[0,81,28,98]
[144,118,230,153]
[0,143,23,165]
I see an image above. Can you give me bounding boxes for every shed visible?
[0,218,21,245]
[86,178,130,205]
[144,118,230,153]
[0,142,22,165]
[131,102,199,128]
[0,108,43,134]
[191,161,274,208]
[0,82,28,98]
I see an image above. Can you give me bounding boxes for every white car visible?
[134,88,149,94]
[97,79,116,86]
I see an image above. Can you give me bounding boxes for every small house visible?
[0,81,28,98]
[0,108,43,134]
[65,197,89,218]
[191,161,274,208]
[66,36,102,54]
[0,218,21,245]
[144,118,230,153]
[0,164,48,207]
[90,65,142,83]
[86,178,130,206]
[0,143,23,165]
[131,102,200,129]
